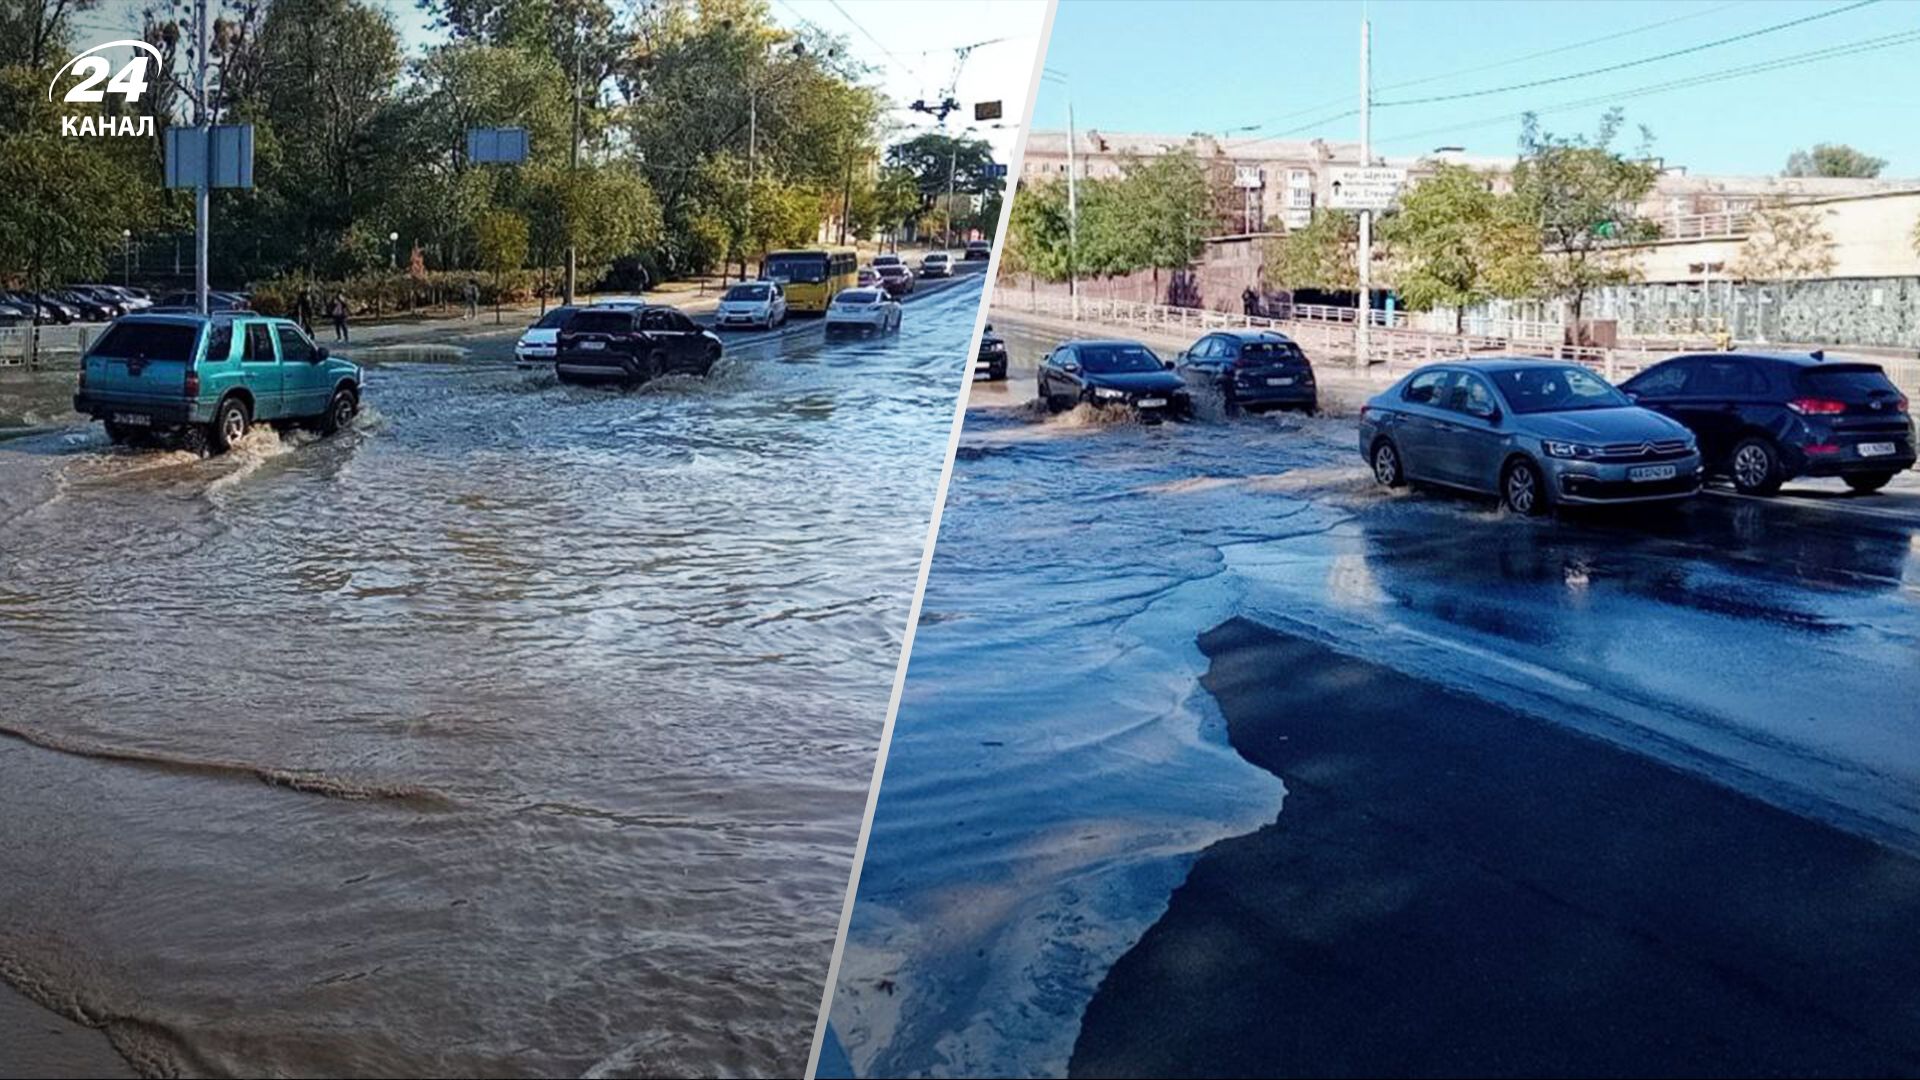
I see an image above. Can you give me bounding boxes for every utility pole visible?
[194,0,210,317]
[944,136,958,249]
[1356,17,1372,368]
[745,90,755,282]
[840,136,855,247]
[564,32,581,305]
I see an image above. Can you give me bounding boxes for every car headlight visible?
[1542,440,1598,459]
[1092,387,1127,400]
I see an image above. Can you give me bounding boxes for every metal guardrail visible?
[996,293,1681,382]
[0,325,102,366]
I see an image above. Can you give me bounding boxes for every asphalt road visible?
[826,313,1920,1078]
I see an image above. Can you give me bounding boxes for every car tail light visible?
[1896,394,1910,414]
[1804,443,1839,455]
[184,369,200,397]
[1787,397,1846,416]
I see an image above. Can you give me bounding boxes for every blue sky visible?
[1031,0,1920,176]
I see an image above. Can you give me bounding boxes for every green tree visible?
[1262,209,1359,293]
[886,131,1001,205]
[523,163,663,288]
[1735,199,1836,286]
[474,207,528,319]
[1108,149,1212,297]
[1003,177,1073,282]
[1510,109,1658,336]
[1379,163,1543,331]
[1784,143,1885,179]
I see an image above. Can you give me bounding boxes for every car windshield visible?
[1240,340,1301,363]
[533,306,577,330]
[1491,365,1629,414]
[763,253,828,284]
[1799,365,1898,397]
[1077,344,1164,374]
[724,284,770,301]
[566,311,630,333]
[87,321,201,362]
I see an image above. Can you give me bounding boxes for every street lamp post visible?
[1042,68,1078,319]
[389,231,399,270]
[122,229,131,286]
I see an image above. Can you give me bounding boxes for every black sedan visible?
[976,324,1008,381]
[1037,339,1192,419]
[1175,329,1317,413]
[1621,351,1914,494]
[554,304,723,387]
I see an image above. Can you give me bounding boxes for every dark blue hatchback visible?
[1621,352,1913,494]
[1175,329,1318,413]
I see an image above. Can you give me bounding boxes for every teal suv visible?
[74,313,364,453]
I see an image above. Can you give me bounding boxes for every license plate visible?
[579,340,605,351]
[1137,397,1167,408]
[1629,464,1677,482]
[111,412,150,427]
[1267,377,1294,386]
[1859,441,1896,457]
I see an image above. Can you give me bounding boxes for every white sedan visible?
[515,304,579,368]
[918,251,954,278]
[825,287,901,334]
[715,281,788,330]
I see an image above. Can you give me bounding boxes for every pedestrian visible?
[1242,286,1258,318]
[329,292,349,343]
[294,287,314,335]
[464,278,479,320]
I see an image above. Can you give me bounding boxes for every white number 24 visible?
[64,56,149,103]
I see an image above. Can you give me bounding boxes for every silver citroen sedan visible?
[1358,358,1702,514]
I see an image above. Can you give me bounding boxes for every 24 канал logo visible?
[48,40,163,138]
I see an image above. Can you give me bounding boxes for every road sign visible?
[974,100,1002,122]
[989,162,1008,178]
[164,124,254,189]
[467,127,529,164]
[1327,166,1406,211]
[1233,165,1264,189]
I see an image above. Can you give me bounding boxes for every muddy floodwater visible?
[0,275,980,1077]
[825,315,1920,1078]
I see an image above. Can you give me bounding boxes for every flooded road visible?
[0,272,982,1077]
[824,315,1920,1077]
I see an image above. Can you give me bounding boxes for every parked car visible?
[1360,358,1701,515]
[919,251,954,278]
[824,287,902,335]
[715,281,788,330]
[73,312,363,454]
[0,297,31,326]
[1037,339,1192,419]
[65,286,127,317]
[964,240,992,261]
[976,324,1008,380]
[554,304,722,387]
[1620,351,1914,494]
[27,292,81,323]
[1176,329,1317,413]
[875,263,915,298]
[51,289,119,320]
[514,305,578,368]
[75,284,150,311]
[154,290,249,312]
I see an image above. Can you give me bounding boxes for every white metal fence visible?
[0,325,102,367]
[995,292,1679,382]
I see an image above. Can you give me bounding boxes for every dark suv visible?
[1175,329,1317,413]
[1621,352,1914,494]
[554,305,723,387]
[977,324,1008,380]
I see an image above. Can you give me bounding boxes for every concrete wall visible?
[1629,190,1920,283]
[1589,277,1920,350]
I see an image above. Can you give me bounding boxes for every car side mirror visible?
[1162,358,1177,370]
[1624,390,1640,402]
[314,346,329,362]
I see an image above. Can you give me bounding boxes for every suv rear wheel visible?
[1730,436,1783,495]
[209,396,250,454]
